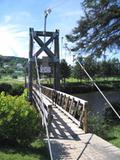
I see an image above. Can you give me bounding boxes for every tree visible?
[84,55,98,77]
[72,57,84,81]
[66,0,120,57]
[60,59,71,85]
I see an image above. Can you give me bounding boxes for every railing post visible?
[83,103,88,133]
[28,28,34,102]
[54,30,60,91]
[48,105,53,134]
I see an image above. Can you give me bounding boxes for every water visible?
[74,90,120,114]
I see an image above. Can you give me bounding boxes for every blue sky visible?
[0,0,84,62]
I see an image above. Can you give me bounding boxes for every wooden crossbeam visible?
[35,31,54,37]
[34,36,54,58]
[34,35,55,58]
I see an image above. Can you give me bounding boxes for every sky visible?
[0,0,84,63]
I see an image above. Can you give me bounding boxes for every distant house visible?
[16,63,23,70]
[3,64,9,68]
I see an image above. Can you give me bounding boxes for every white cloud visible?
[0,25,28,58]
[4,15,12,23]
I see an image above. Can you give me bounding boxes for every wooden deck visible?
[49,106,120,160]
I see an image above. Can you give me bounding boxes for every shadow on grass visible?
[105,136,117,141]
[0,139,50,159]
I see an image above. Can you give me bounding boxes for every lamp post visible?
[44,8,52,44]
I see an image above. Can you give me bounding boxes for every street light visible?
[44,8,52,44]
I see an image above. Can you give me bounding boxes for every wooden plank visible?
[43,94,81,127]
[35,31,54,37]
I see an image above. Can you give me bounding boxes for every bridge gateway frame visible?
[28,28,60,101]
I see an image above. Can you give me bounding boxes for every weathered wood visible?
[34,36,54,58]
[28,28,34,102]
[54,30,60,90]
[35,31,54,37]
[83,104,88,133]
[32,86,53,133]
[41,85,88,132]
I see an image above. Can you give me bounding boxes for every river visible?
[74,90,120,114]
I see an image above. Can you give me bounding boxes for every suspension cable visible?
[34,55,53,160]
[74,56,120,120]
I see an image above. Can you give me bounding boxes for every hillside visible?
[0,55,28,77]
[0,55,27,66]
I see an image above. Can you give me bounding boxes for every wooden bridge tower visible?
[28,28,60,101]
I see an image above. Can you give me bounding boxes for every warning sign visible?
[40,66,51,73]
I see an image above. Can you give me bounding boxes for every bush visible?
[0,83,12,93]
[0,83,25,95]
[104,102,120,122]
[0,90,42,146]
[12,74,18,79]
[10,83,25,96]
[88,112,108,138]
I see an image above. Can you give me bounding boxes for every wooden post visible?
[48,105,53,134]
[54,30,60,90]
[83,103,88,133]
[28,28,34,102]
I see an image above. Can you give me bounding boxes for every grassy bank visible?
[0,76,24,85]
[106,123,120,148]
[88,112,120,148]
[0,139,50,160]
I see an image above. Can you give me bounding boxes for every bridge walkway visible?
[49,106,120,160]
[32,85,120,160]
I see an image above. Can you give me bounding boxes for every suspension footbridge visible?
[27,28,120,160]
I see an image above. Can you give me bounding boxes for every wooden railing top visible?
[42,85,88,105]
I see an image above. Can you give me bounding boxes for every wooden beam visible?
[28,28,34,102]
[34,36,54,58]
[35,31,54,37]
[34,36,55,57]
[54,30,60,90]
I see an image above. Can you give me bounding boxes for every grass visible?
[66,76,120,83]
[0,76,24,85]
[105,123,120,148]
[0,139,50,160]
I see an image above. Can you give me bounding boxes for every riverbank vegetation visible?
[88,102,120,148]
[0,90,50,160]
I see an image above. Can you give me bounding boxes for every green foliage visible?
[0,83,12,93]
[72,57,120,79]
[12,74,18,79]
[0,55,27,77]
[10,83,25,96]
[0,139,50,160]
[66,0,120,57]
[0,83,25,95]
[88,112,120,148]
[104,102,120,122]
[106,124,120,148]
[0,90,42,146]
[60,59,71,85]
[88,112,108,138]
